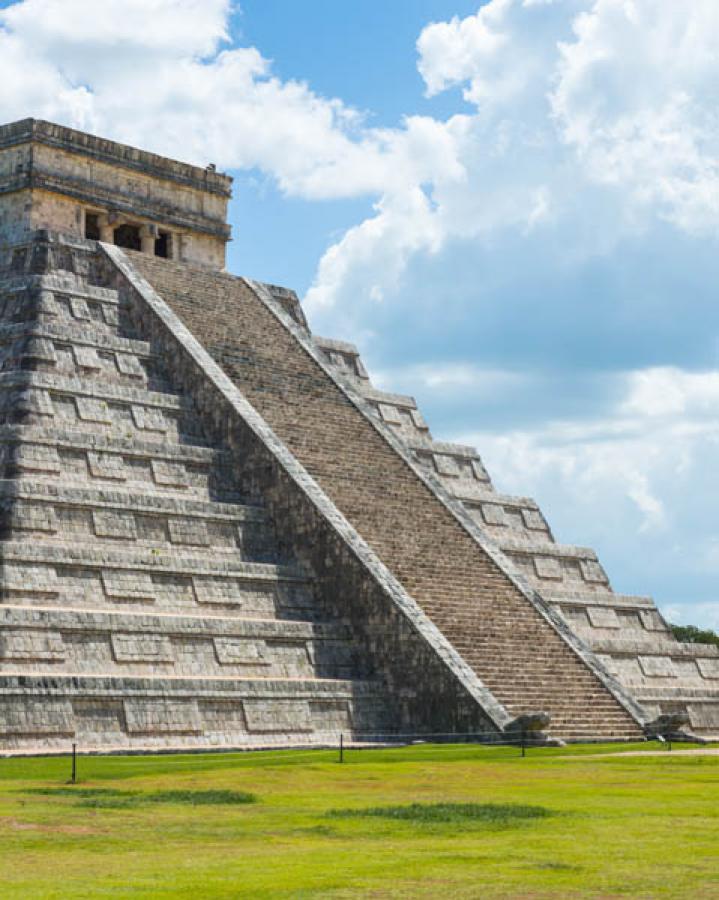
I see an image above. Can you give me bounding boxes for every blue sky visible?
[1,0,718,628]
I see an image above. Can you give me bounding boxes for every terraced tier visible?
[0,235,399,753]
[312,330,719,737]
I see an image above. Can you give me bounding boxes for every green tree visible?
[670,623,719,648]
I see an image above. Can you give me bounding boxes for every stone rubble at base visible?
[0,119,716,754]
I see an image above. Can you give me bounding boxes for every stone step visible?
[0,437,240,502]
[0,479,264,524]
[0,376,198,442]
[457,495,552,541]
[629,686,719,733]
[548,591,655,609]
[556,601,669,634]
[0,424,216,458]
[2,503,276,561]
[0,320,152,360]
[0,479,272,555]
[0,370,183,411]
[0,278,123,332]
[0,540,308,580]
[0,541,314,619]
[504,543,612,590]
[590,637,719,659]
[0,672,389,753]
[0,272,120,305]
[0,605,358,680]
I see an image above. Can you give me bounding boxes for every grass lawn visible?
[0,741,717,898]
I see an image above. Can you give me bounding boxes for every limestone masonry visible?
[0,119,716,754]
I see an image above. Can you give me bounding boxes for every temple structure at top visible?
[0,119,231,269]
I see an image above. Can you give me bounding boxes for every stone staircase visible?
[0,237,394,753]
[125,249,646,744]
[312,333,719,739]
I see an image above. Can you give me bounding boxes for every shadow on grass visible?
[23,787,257,809]
[326,802,553,827]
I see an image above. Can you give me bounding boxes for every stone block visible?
[481,504,506,526]
[17,389,54,417]
[192,577,244,606]
[13,444,61,473]
[116,353,145,378]
[3,563,58,593]
[639,610,666,631]
[697,658,719,679]
[111,633,173,663]
[533,556,563,580]
[580,560,609,584]
[102,570,155,601]
[69,297,90,320]
[37,291,59,316]
[410,408,428,430]
[11,501,57,532]
[521,509,546,531]
[151,459,188,487]
[74,346,102,370]
[0,630,64,661]
[168,518,209,546]
[378,403,402,425]
[93,509,138,540]
[131,405,167,432]
[470,458,490,481]
[0,699,73,735]
[124,699,201,734]
[433,454,460,477]
[687,703,719,729]
[88,451,126,480]
[76,397,112,424]
[586,607,621,629]
[243,699,313,733]
[214,638,269,666]
[25,337,57,364]
[638,656,677,678]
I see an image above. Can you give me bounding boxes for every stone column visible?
[98,215,114,244]
[140,224,158,255]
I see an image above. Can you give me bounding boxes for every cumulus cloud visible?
[551,0,719,234]
[4,0,719,311]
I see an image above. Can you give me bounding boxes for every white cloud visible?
[551,0,719,234]
[2,0,719,309]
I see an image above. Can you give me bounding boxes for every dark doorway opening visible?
[114,224,141,251]
[155,231,171,259]
[85,213,100,241]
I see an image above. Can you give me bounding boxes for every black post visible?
[521,729,526,758]
[668,735,672,752]
[71,743,77,784]
[339,732,344,764]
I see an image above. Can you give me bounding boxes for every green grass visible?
[22,787,257,809]
[0,740,717,898]
[326,801,553,825]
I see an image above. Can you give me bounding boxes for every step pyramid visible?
[0,119,715,752]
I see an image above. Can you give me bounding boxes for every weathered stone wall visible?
[102,245,501,738]
[0,232,397,753]
[127,250,644,742]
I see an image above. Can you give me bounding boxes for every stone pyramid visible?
[0,119,716,753]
